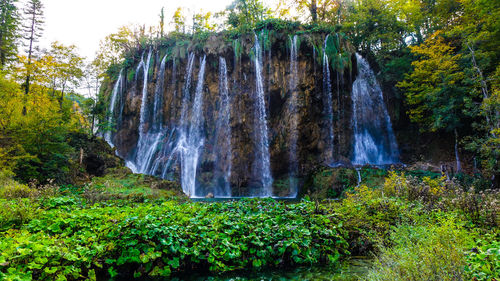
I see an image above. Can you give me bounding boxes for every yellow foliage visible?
[383,171,408,196]
[422,176,447,196]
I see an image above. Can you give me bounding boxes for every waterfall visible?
[253,34,273,196]
[104,69,123,147]
[356,168,362,186]
[126,49,155,173]
[213,57,232,197]
[153,54,196,182]
[351,53,399,165]
[139,54,168,175]
[152,56,167,132]
[323,35,334,162]
[138,49,153,137]
[180,53,196,126]
[178,55,206,197]
[151,59,179,180]
[288,35,299,197]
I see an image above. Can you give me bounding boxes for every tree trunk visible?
[467,42,499,131]
[23,10,37,116]
[454,129,461,173]
[310,0,317,23]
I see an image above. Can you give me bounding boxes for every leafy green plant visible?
[465,234,500,281]
[0,198,349,280]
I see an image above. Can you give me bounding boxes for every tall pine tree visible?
[21,0,44,114]
[0,0,19,69]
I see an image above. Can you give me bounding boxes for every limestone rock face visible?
[105,32,358,196]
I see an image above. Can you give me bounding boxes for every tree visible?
[159,7,165,38]
[82,61,104,136]
[398,32,473,171]
[0,0,19,69]
[454,0,500,180]
[94,25,138,76]
[226,0,271,31]
[295,0,344,23]
[0,71,26,173]
[42,42,84,109]
[21,0,44,114]
[0,69,84,183]
[172,7,187,33]
[193,11,217,33]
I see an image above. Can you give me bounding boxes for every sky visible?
[37,0,236,61]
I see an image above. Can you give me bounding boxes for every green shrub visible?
[0,180,34,199]
[334,185,414,254]
[0,199,42,231]
[365,214,471,281]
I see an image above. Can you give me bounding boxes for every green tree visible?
[398,32,472,171]
[0,0,19,69]
[295,0,344,23]
[82,61,105,136]
[43,42,84,109]
[454,0,500,180]
[226,0,271,31]
[159,7,165,37]
[94,25,138,77]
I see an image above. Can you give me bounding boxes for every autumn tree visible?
[172,7,187,33]
[398,32,473,171]
[193,11,217,33]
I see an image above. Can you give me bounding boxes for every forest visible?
[0,0,498,280]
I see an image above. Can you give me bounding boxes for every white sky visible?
[37,0,236,61]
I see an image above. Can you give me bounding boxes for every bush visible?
[0,180,34,199]
[365,214,471,281]
[383,172,499,227]
[333,185,413,254]
[0,199,42,231]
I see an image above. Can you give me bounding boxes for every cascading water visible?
[323,35,334,162]
[152,54,196,182]
[288,35,299,197]
[351,53,399,165]
[253,35,273,196]
[126,49,154,173]
[178,55,206,197]
[104,69,123,147]
[356,168,362,186]
[136,54,168,175]
[213,57,232,197]
[151,59,179,179]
